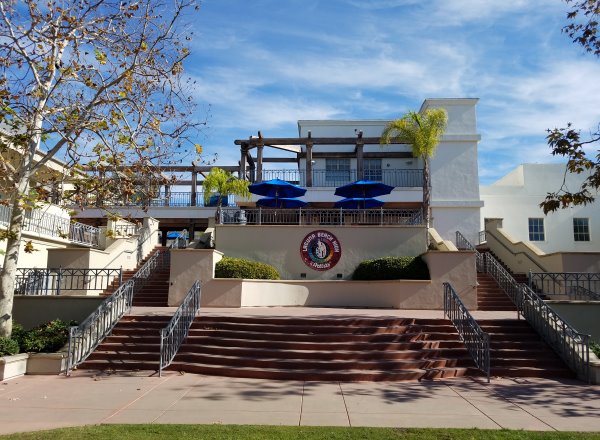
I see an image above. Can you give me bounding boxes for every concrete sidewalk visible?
[1,371,600,435]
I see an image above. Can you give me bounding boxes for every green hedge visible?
[352,256,430,280]
[0,337,19,356]
[12,320,74,354]
[215,256,280,280]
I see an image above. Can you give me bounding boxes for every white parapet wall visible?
[168,248,477,310]
[215,224,428,280]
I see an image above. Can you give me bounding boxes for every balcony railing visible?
[0,205,99,247]
[529,272,600,301]
[261,168,423,188]
[218,207,423,226]
[14,267,122,296]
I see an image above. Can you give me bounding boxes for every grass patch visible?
[1,425,599,440]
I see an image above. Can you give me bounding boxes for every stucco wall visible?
[547,302,600,343]
[0,236,69,268]
[168,249,223,306]
[214,225,427,280]
[481,164,600,254]
[197,250,476,310]
[484,219,600,273]
[13,296,105,329]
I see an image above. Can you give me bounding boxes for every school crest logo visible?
[300,230,341,271]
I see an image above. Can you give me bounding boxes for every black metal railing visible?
[112,223,139,236]
[484,254,524,310]
[528,272,600,301]
[455,231,484,272]
[65,249,170,374]
[15,267,122,296]
[457,230,591,382]
[0,205,99,247]
[65,279,134,375]
[159,280,201,376]
[519,283,590,381]
[443,282,490,382]
[219,208,423,226]
[261,168,423,188]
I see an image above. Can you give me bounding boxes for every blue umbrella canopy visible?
[334,180,394,199]
[256,197,307,208]
[334,198,384,209]
[249,178,307,198]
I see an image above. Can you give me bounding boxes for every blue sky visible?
[185,0,599,185]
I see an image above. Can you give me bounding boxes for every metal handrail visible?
[456,230,591,382]
[112,223,139,236]
[443,282,490,382]
[65,279,135,375]
[529,272,600,300]
[65,248,169,374]
[219,208,423,226]
[455,231,484,272]
[15,267,122,296]
[519,283,590,381]
[159,280,201,376]
[484,253,524,313]
[0,205,99,247]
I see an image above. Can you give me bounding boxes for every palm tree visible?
[202,167,251,208]
[380,108,448,226]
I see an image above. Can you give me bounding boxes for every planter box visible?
[26,352,68,375]
[0,353,29,381]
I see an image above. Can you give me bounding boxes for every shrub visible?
[18,319,74,353]
[592,341,600,359]
[352,256,430,280]
[0,337,20,356]
[215,257,280,280]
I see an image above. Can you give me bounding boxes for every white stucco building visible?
[293,98,483,245]
[480,163,599,254]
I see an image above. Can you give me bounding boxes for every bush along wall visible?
[1,320,75,356]
[215,256,281,280]
[352,256,430,281]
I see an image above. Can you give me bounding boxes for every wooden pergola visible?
[234,131,412,186]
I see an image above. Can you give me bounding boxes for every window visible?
[528,218,545,241]
[364,159,382,181]
[325,159,350,183]
[573,218,590,242]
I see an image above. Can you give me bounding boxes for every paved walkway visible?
[1,372,600,434]
[2,307,597,435]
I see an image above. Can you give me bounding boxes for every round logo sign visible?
[300,230,342,271]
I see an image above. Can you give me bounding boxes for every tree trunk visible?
[0,121,40,338]
[0,186,28,338]
[422,158,431,228]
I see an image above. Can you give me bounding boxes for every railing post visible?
[56,267,62,296]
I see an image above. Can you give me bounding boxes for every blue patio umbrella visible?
[249,178,307,198]
[257,197,307,208]
[334,198,384,209]
[334,180,394,199]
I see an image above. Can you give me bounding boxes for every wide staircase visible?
[79,315,481,381]
[77,313,577,381]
